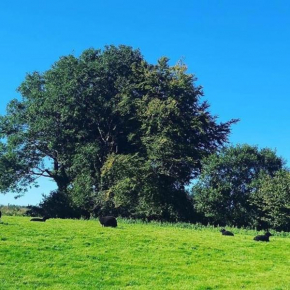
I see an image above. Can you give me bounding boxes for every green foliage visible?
[192,144,285,227]
[0,217,289,289]
[0,45,237,219]
[100,153,195,221]
[250,170,290,231]
[0,205,28,216]
[37,190,83,219]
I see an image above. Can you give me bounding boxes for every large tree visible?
[0,45,237,220]
[192,144,285,227]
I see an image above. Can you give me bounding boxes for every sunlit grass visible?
[0,217,289,289]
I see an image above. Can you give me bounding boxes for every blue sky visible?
[1,0,290,205]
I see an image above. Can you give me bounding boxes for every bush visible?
[0,205,28,216]
[35,190,84,219]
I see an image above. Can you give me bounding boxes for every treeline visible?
[0,205,29,216]
[27,144,289,232]
[0,45,289,231]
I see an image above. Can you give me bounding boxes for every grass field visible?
[0,216,289,290]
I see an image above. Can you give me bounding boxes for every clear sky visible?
[1,0,290,205]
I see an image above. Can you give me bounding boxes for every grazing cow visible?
[254,232,272,242]
[99,216,117,227]
[30,216,49,222]
[0,210,2,219]
[220,229,234,236]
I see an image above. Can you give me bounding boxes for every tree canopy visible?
[0,45,237,220]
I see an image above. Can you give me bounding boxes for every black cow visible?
[30,216,49,222]
[99,216,117,227]
[254,232,272,242]
[220,229,234,236]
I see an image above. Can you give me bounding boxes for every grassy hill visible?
[0,217,289,290]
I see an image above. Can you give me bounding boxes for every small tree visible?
[192,144,285,227]
[250,170,290,231]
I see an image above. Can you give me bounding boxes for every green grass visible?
[0,217,289,290]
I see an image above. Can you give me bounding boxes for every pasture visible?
[0,217,289,290]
